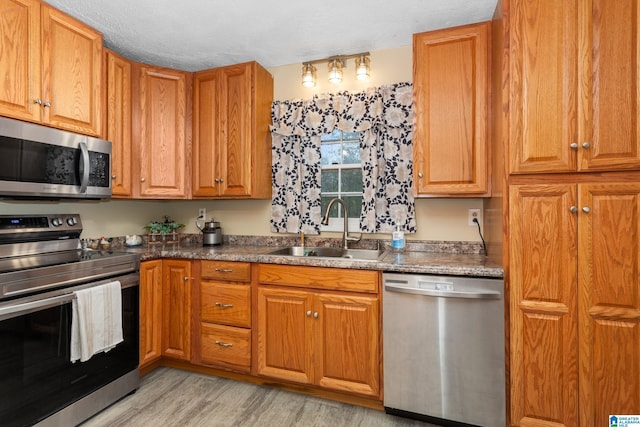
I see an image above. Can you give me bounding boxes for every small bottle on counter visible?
[392,224,405,252]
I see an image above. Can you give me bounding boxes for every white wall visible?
[0,45,484,242]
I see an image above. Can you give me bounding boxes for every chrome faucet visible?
[321,198,361,250]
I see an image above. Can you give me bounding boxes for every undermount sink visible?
[268,246,383,261]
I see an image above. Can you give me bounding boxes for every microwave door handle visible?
[79,141,89,193]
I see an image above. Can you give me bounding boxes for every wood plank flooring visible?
[80,367,435,426]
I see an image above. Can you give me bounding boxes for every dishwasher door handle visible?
[384,283,501,300]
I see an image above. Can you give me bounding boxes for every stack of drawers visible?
[198,260,251,372]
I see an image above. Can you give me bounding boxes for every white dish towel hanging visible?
[71,281,123,363]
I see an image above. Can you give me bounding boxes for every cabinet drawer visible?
[201,261,251,282]
[258,264,379,293]
[200,323,251,369]
[201,282,251,327]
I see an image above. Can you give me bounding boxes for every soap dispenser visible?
[392,224,405,252]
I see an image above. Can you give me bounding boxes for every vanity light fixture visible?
[355,55,370,81]
[300,52,371,87]
[301,63,317,87]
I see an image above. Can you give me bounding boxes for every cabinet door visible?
[137,66,188,198]
[192,69,222,197]
[413,22,489,195]
[162,259,191,360]
[105,50,132,197]
[315,293,380,397]
[578,183,640,423]
[256,286,313,384]
[140,260,163,367]
[41,4,102,136]
[509,184,579,426]
[578,1,640,171]
[509,0,578,173]
[0,0,41,122]
[217,63,252,197]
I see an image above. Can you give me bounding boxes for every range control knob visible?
[51,217,62,227]
[66,217,78,226]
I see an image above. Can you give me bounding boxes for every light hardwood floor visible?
[80,367,435,426]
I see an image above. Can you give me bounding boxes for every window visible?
[320,130,362,232]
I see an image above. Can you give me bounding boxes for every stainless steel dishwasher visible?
[382,272,505,427]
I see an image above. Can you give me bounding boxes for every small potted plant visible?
[145,215,184,244]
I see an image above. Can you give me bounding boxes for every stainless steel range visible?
[0,213,140,427]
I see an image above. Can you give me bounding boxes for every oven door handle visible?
[0,293,74,321]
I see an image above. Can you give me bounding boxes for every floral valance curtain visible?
[270,82,416,235]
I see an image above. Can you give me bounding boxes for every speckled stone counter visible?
[123,242,504,279]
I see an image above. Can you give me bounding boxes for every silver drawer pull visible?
[215,340,233,348]
[215,268,233,273]
[215,302,233,308]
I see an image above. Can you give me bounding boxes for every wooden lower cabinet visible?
[139,260,163,367]
[509,181,640,426]
[256,264,380,398]
[161,259,191,360]
[193,260,252,373]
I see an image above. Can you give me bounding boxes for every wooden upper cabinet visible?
[509,0,640,174]
[0,0,41,123]
[0,0,102,136]
[133,64,190,198]
[192,61,273,199]
[413,21,490,196]
[104,49,132,197]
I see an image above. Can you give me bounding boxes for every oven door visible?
[0,280,138,427]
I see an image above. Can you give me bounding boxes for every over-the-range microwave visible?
[0,116,112,199]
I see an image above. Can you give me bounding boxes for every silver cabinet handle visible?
[140,177,145,182]
[570,206,578,213]
[582,206,591,213]
[112,175,117,179]
[183,276,189,281]
[582,142,590,149]
[306,310,312,317]
[215,268,233,273]
[43,101,51,108]
[418,172,424,178]
[219,178,224,183]
[34,98,42,105]
[215,302,233,308]
[384,283,501,300]
[215,340,233,348]
[570,142,578,149]
[313,312,319,318]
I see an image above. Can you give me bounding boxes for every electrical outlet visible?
[468,209,481,226]
[198,208,206,220]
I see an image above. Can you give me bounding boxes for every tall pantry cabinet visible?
[502,0,640,425]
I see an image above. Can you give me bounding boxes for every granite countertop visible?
[124,243,504,279]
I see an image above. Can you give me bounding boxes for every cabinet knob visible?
[140,177,145,182]
[112,175,117,180]
[582,206,591,213]
[306,310,312,317]
[43,101,51,108]
[219,178,224,183]
[570,142,578,149]
[313,312,319,318]
[570,206,578,213]
[34,98,42,105]
[582,142,590,149]
[418,172,424,178]
[183,276,189,281]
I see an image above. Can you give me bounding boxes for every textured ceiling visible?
[45,0,498,72]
